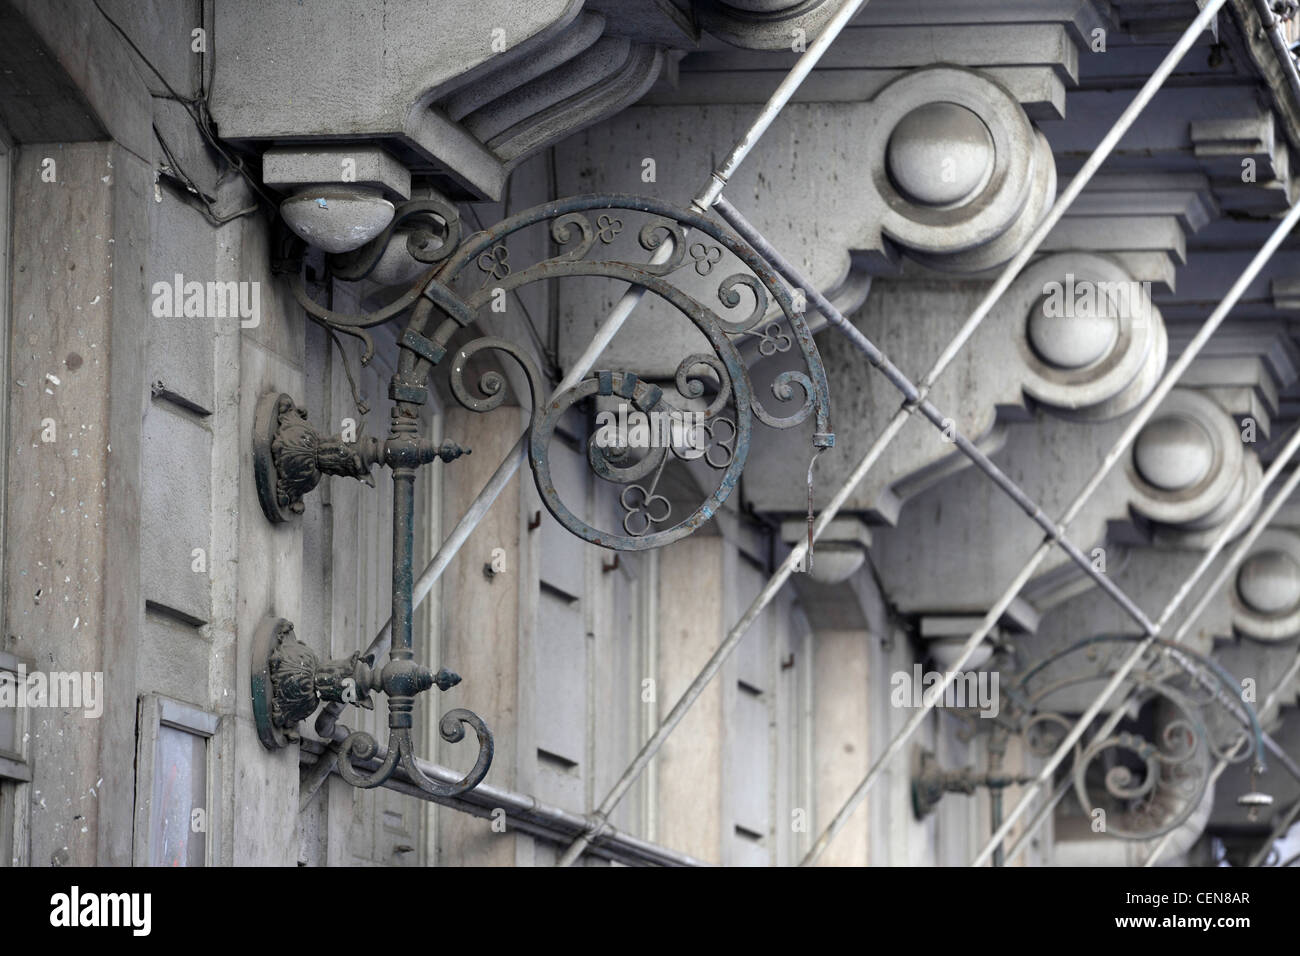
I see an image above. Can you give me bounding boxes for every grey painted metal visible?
[692,0,877,212]
[559,2,1232,862]
[296,739,709,867]
[715,196,1156,628]
[976,411,1300,867]
[808,190,1300,867]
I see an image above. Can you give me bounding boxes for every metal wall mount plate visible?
[251,616,292,750]
[253,391,294,524]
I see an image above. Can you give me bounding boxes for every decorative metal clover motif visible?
[294,193,833,553]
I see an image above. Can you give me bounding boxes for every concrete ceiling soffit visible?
[743,251,1170,517]
[211,0,672,200]
[1021,540,1300,724]
[865,387,1263,618]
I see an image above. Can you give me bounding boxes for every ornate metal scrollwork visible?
[286,194,833,551]
[261,192,833,802]
[1005,635,1267,842]
[251,617,489,797]
[387,193,835,552]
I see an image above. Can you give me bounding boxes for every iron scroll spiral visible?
[286,194,835,797]
[375,193,834,552]
[1008,635,1265,842]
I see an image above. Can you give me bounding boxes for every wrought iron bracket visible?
[252,617,460,751]
[254,191,836,805]
[250,387,491,798]
[910,745,1032,819]
[253,391,468,523]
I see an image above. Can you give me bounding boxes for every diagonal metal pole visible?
[1005,527,1300,866]
[340,0,878,679]
[973,419,1300,867]
[559,0,1231,866]
[807,192,1300,866]
[715,197,1158,628]
[1142,650,1300,867]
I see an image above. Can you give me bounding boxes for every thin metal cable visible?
[807,193,1300,867]
[973,425,1300,867]
[1143,649,1300,867]
[562,2,1234,868]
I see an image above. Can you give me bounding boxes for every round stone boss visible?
[1230,529,1300,641]
[864,67,1040,256]
[887,102,995,207]
[1002,254,1165,420]
[1125,388,1245,528]
[906,129,1057,275]
[280,186,396,254]
[1134,416,1215,491]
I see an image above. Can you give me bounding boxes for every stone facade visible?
[0,0,1298,869]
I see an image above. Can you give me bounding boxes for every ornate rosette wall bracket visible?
[251,617,492,797]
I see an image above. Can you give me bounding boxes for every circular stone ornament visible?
[280,186,395,254]
[1028,300,1118,370]
[1237,550,1300,616]
[864,67,1043,259]
[886,102,995,207]
[1001,254,1165,420]
[1133,415,1214,491]
[1125,389,1244,528]
[1231,529,1300,641]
